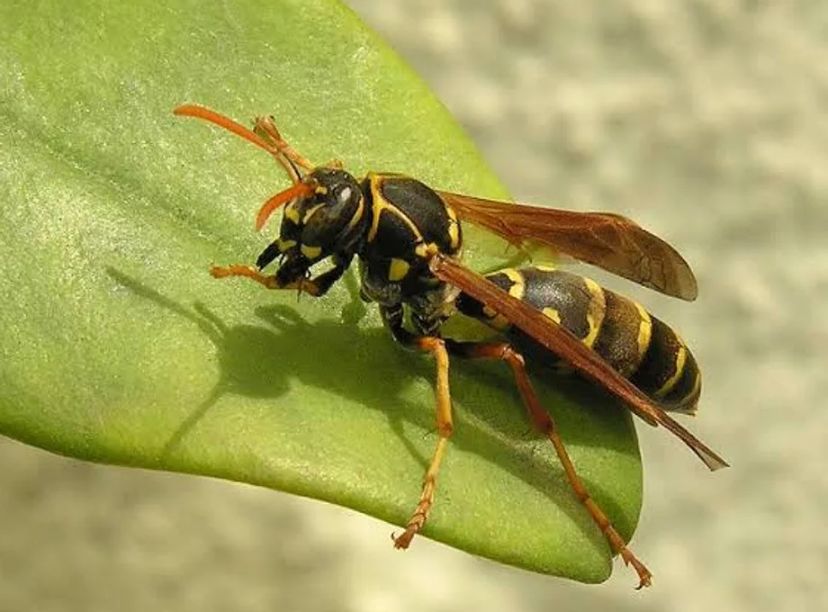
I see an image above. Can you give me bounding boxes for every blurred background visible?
[1,1,826,610]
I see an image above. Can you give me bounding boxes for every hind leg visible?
[447,339,653,589]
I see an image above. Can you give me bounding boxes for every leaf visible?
[0,0,641,583]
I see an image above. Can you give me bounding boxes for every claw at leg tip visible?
[635,576,653,590]
[391,530,413,550]
[633,569,653,590]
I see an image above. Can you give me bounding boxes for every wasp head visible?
[256,167,365,285]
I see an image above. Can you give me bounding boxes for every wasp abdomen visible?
[458,267,701,414]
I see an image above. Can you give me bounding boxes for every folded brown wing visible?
[430,253,726,471]
[438,191,698,301]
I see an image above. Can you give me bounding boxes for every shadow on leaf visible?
[107,267,635,543]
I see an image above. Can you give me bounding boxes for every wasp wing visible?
[438,191,698,301]
[431,253,726,471]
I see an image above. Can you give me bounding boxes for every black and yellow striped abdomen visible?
[457,267,701,413]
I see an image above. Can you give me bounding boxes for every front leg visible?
[212,253,353,298]
[210,264,322,295]
[301,253,353,297]
[380,305,453,549]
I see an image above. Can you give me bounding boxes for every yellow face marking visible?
[302,203,326,224]
[284,203,301,224]
[388,258,410,281]
[277,239,297,252]
[542,307,561,324]
[367,175,423,243]
[314,185,328,195]
[300,244,323,259]
[655,344,687,398]
[634,302,653,361]
[502,269,526,300]
[582,278,606,348]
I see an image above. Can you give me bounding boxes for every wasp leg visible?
[446,340,653,589]
[380,306,453,550]
[209,264,322,297]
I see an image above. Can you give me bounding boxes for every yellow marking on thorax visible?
[445,204,461,249]
[388,258,410,281]
[502,269,526,300]
[582,278,607,348]
[367,174,423,243]
[301,244,322,259]
[445,202,459,223]
[344,195,364,232]
[655,344,687,398]
[284,203,301,224]
[448,219,460,249]
[415,242,439,259]
[542,307,561,324]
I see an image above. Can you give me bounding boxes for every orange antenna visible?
[174,104,314,184]
[174,104,274,154]
[255,182,314,231]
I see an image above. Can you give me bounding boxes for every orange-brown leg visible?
[392,336,453,549]
[210,264,320,296]
[381,318,454,549]
[447,340,653,589]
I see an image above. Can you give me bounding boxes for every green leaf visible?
[0,0,641,583]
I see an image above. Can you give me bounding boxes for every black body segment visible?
[359,173,462,333]
[630,317,701,413]
[457,267,701,413]
[591,290,651,378]
[364,174,461,267]
[374,176,460,255]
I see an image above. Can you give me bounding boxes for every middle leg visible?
[380,305,454,549]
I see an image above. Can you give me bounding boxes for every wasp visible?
[173,104,728,589]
